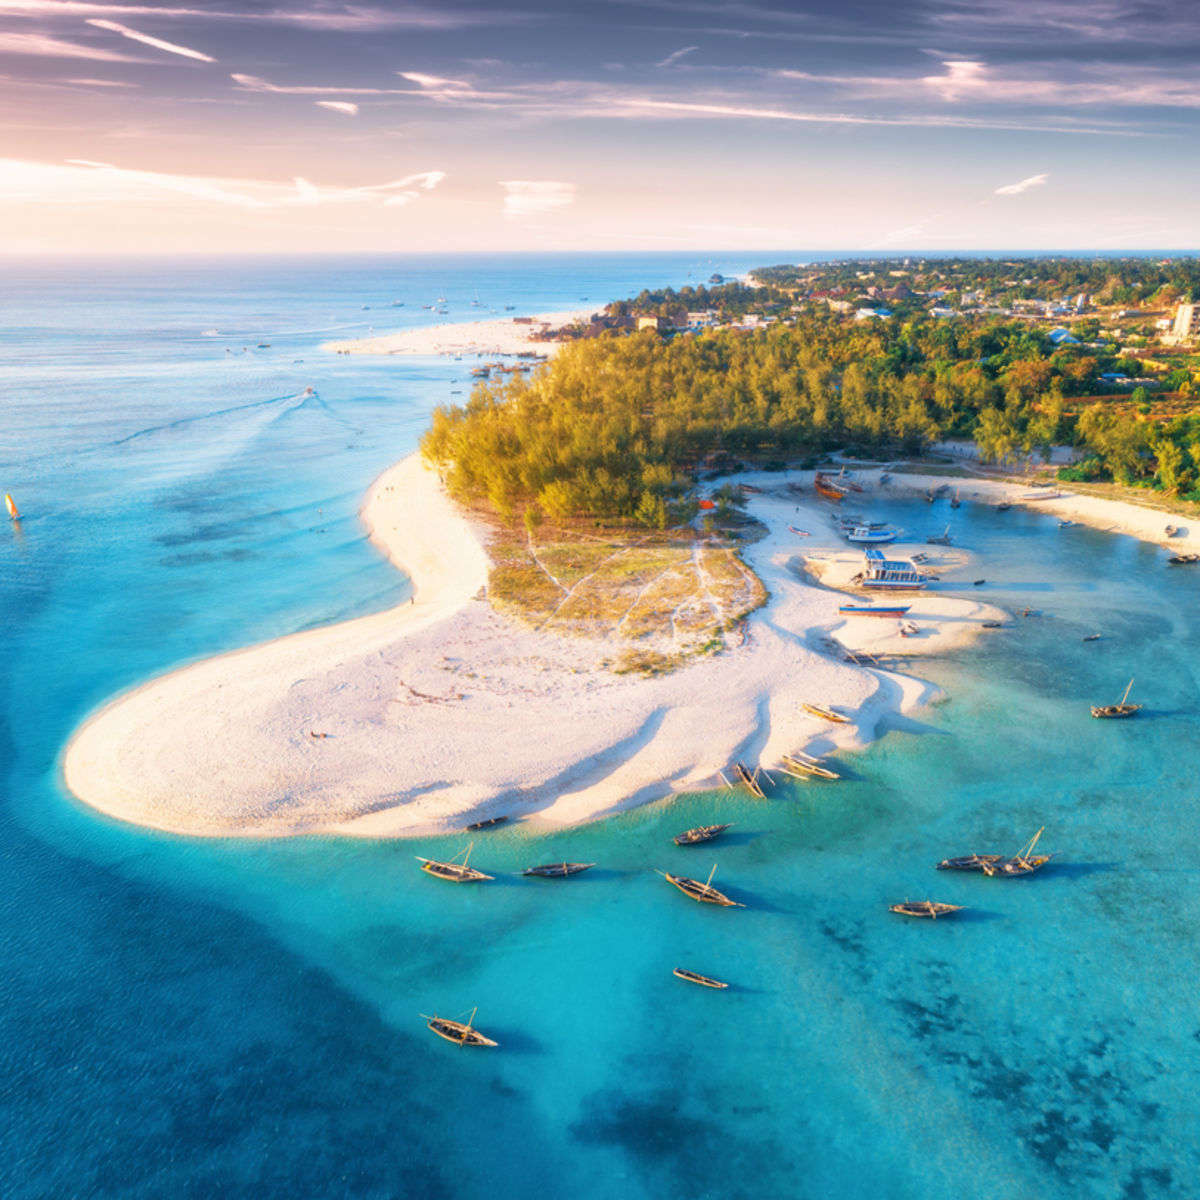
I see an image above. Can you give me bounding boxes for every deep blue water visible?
[2,255,1197,1199]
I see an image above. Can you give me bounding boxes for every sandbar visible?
[64,456,1190,839]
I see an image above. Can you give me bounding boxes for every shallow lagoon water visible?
[2,257,1197,1199]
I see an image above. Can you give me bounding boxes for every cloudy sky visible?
[1,0,1198,253]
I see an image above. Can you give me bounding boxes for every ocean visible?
[2,253,1196,1199]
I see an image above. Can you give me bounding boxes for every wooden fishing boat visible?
[4,493,18,521]
[1165,524,1178,537]
[464,814,508,831]
[838,603,910,617]
[801,702,851,723]
[659,865,744,907]
[673,823,732,846]
[733,761,766,797]
[950,489,961,509]
[995,501,1012,512]
[814,474,846,502]
[980,827,1056,877]
[673,968,729,989]
[1091,678,1140,719]
[423,1008,498,1047]
[926,525,952,545]
[780,751,838,780]
[521,861,595,877]
[936,853,1002,872]
[981,620,1004,629]
[415,842,494,882]
[788,525,812,537]
[1168,552,1199,565]
[1082,633,1101,642]
[889,901,965,919]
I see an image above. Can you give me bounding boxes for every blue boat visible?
[856,549,928,591]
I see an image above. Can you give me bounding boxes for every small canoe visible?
[673,823,733,846]
[1082,633,1101,642]
[788,525,811,537]
[890,901,965,919]
[521,862,595,877]
[981,620,1004,629]
[424,1009,498,1047]
[673,968,729,989]
[1168,553,1199,565]
[464,815,508,831]
[659,867,743,907]
[801,702,851,724]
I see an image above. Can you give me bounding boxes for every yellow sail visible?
[4,493,17,520]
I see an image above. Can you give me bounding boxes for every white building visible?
[1171,303,1200,340]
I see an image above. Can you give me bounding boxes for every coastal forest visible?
[421,258,1200,525]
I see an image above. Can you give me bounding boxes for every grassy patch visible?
[484,514,767,670]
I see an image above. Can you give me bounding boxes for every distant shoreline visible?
[324,307,595,359]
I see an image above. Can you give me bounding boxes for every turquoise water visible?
[2,258,1197,1199]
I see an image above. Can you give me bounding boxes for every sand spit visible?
[324,308,594,359]
[64,457,1186,840]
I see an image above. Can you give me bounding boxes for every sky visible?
[1,0,1198,253]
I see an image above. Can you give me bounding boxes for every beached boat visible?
[889,901,966,919]
[801,702,851,723]
[522,862,596,877]
[980,827,1056,877]
[4,493,18,521]
[660,865,743,907]
[995,501,1012,512]
[1165,524,1178,537]
[423,1008,498,1047]
[464,815,508,831]
[845,526,899,543]
[780,751,838,780]
[788,525,812,537]
[416,842,494,882]
[673,968,729,989]
[899,620,919,637]
[1168,553,1199,565]
[950,489,961,509]
[859,549,927,590]
[673,823,733,846]
[1091,678,1140,719]
[733,761,766,798]
[1059,519,1076,528]
[926,526,953,545]
[814,474,846,501]
[936,853,1003,872]
[837,603,910,617]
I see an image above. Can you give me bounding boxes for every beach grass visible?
[485,517,767,665]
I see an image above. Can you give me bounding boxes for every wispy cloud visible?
[500,180,576,218]
[62,159,445,209]
[85,18,214,62]
[0,31,140,60]
[995,172,1048,196]
[656,45,698,67]
[315,100,358,116]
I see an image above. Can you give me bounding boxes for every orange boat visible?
[813,474,846,502]
[4,493,18,521]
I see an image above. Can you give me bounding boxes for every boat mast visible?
[705,863,718,888]
[1118,678,1134,707]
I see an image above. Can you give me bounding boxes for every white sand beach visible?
[63,456,1194,840]
[324,308,594,358]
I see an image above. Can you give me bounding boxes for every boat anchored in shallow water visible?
[980,827,1056,877]
[423,1008,498,1047]
[522,862,596,877]
[1091,678,1141,719]
[673,968,729,989]
[659,865,744,907]
[844,525,900,544]
[673,823,733,846]
[889,901,965,919]
[415,842,494,882]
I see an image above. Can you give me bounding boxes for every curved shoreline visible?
[63,454,1188,840]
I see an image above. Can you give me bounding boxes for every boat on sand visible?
[801,702,851,724]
